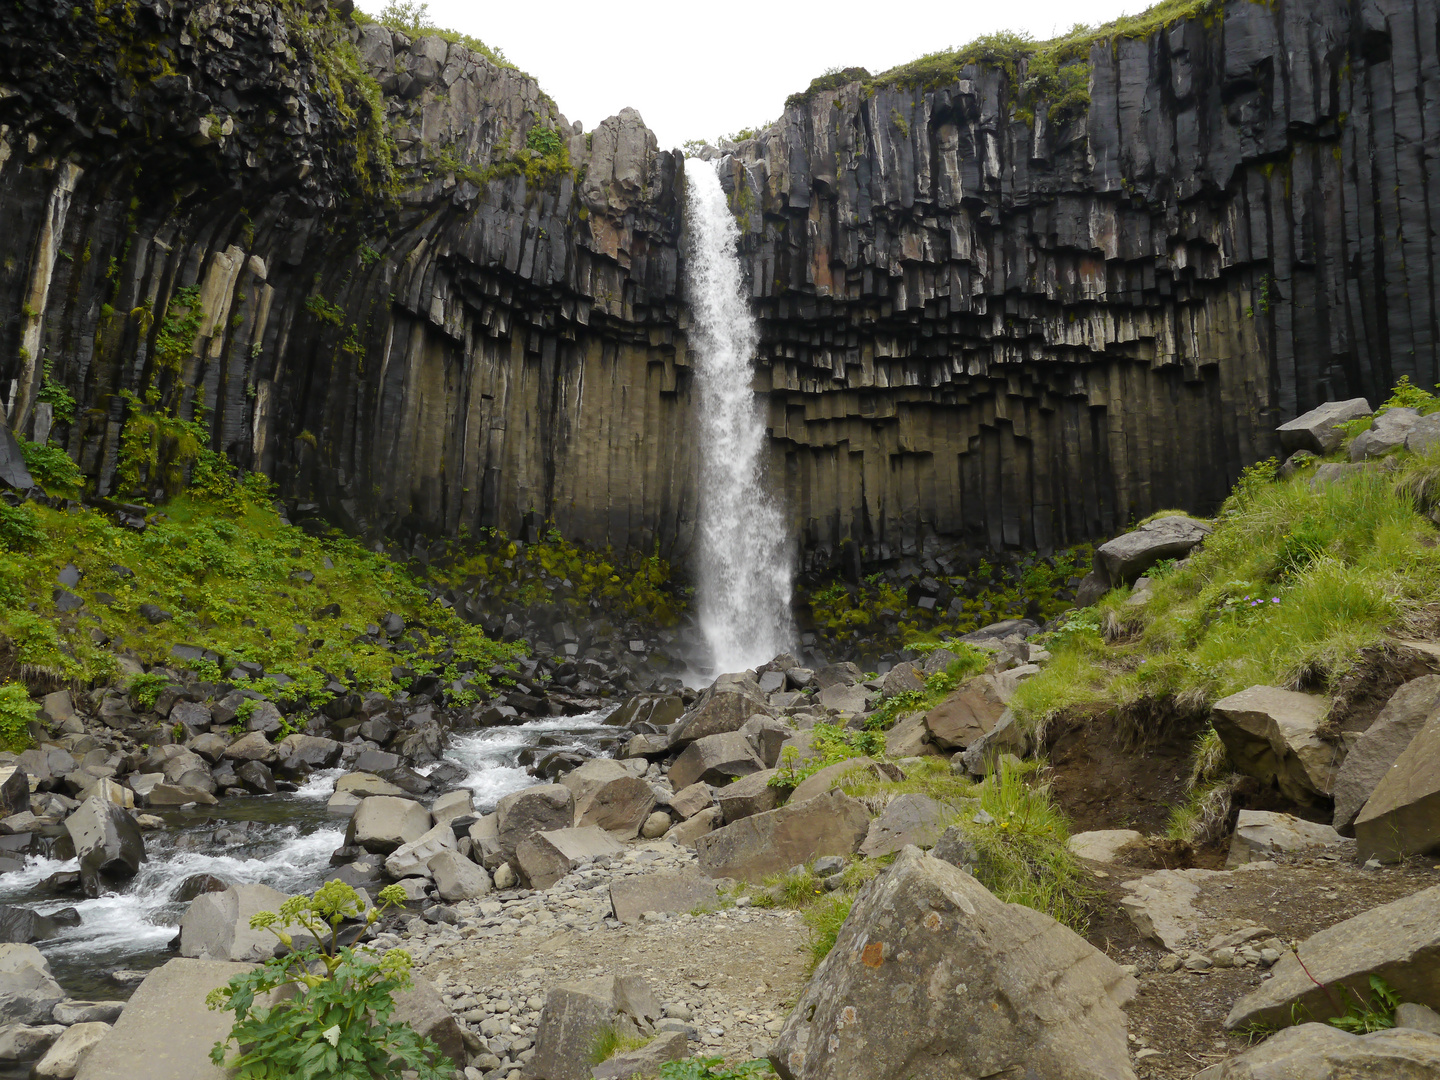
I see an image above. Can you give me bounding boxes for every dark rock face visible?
[1,1,1437,566]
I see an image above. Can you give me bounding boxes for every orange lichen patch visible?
[861,941,886,968]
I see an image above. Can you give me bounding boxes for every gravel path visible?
[398,840,810,1077]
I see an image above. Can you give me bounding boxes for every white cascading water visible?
[685,160,794,673]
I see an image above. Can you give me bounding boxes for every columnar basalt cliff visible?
[2,0,1438,570]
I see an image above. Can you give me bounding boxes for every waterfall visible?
[684,160,794,673]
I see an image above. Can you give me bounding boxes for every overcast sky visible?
[354,0,1152,150]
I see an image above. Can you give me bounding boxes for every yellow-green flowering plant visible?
[206,880,447,1080]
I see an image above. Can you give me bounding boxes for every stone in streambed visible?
[178,884,300,963]
[64,798,144,899]
[346,795,432,855]
[0,945,65,1026]
[31,1021,110,1079]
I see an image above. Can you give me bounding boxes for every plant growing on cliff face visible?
[154,284,204,371]
[207,881,447,1080]
[36,359,76,425]
[0,684,37,753]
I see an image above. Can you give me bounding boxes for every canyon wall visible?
[2,0,1438,569]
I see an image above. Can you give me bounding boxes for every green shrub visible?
[0,684,37,752]
[18,438,83,496]
[1329,976,1401,1034]
[207,881,447,1080]
[0,504,44,551]
[127,672,172,712]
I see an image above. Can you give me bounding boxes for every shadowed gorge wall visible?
[2,0,1438,570]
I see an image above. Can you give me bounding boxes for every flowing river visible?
[0,711,621,1000]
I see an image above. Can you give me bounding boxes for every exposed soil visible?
[1088,853,1440,1079]
[1322,641,1440,736]
[1043,709,1207,834]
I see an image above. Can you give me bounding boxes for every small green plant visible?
[1329,975,1401,1034]
[127,672,172,712]
[207,881,447,1079]
[233,698,260,725]
[659,1057,775,1080]
[0,684,37,752]
[803,893,853,968]
[589,1025,650,1065]
[36,359,76,425]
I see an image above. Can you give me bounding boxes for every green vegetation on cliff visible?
[1,437,519,706]
[1012,381,1440,741]
[786,0,1225,124]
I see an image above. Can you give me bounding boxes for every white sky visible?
[354,0,1156,150]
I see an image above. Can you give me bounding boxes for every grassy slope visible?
[0,474,520,722]
[1011,445,1440,737]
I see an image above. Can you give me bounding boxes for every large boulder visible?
[275,734,341,769]
[0,905,78,945]
[177,884,295,962]
[858,793,950,858]
[667,731,763,792]
[383,820,458,879]
[516,826,626,890]
[0,945,65,1026]
[73,959,273,1080]
[31,1021,110,1079]
[1095,515,1211,586]
[1225,811,1342,867]
[715,770,785,824]
[1197,1024,1440,1079]
[0,1022,66,1062]
[1276,397,1372,454]
[1225,885,1440,1030]
[924,677,1004,751]
[562,761,656,840]
[788,757,901,805]
[64,798,144,898]
[0,766,28,817]
[608,872,720,925]
[1210,686,1337,805]
[347,796,432,855]
[666,674,771,747]
[769,847,1138,1080]
[495,784,575,860]
[531,975,661,1080]
[1351,406,1422,460]
[427,850,491,901]
[391,975,467,1067]
[1354,710,1440,862]
[1333,675,1440,834]
[695,790,869,883]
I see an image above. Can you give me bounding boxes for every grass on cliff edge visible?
[1010,431,1440,741]
[0,443,521,723]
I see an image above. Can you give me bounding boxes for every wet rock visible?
[178,884,297,962]
[64,798,144,898]
[170,874,229,903]
[51,1001,123,1025]
[769,847,1137,1080]
[0,907,75,945]
[0,768,28,818]
[0,945,66,1026]
[347,796,433,855]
